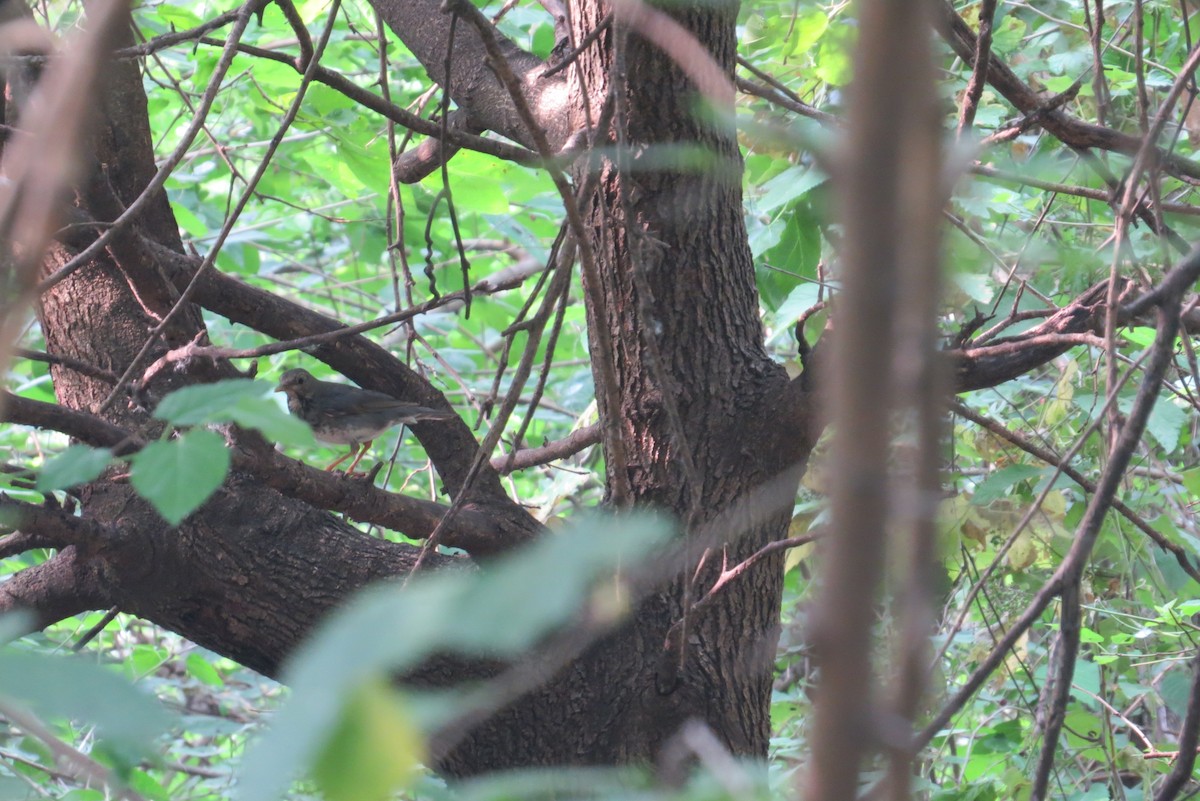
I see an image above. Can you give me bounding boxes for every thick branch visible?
[0,548,108,630]
[367,0,572,151]
[238,439,526,555]
[1,391,142,454]
[0,498,117,553]
[3,390,527,556]
[950,282,1114,391]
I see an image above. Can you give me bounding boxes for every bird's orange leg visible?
[343,440,374,475]
[324,445,362,472]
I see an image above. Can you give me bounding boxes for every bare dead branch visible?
[274,0,314,69]
[112,8,241,59]
[410,239,574,573]
[956,0,996,134]
[492,424,600,474]
[446,0,633,507]
[662,532,821,660]
[15,348,119,384]
[971,163,1200,218]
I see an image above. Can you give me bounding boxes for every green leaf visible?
[35,445,113,492]
[756,165,825,214]
[171,204,206,238]
[336,140,386,195]
[767,282,823,345]
[130,430,230,525]
[185,652,224,687]
[311,678,424,801]
[153,379,270,426]
[154,6,202,29]
[0,649,172,765]
[951,272,995,305]
[127,769,170,801]
[1114,394,1186,453]
[153,379,313,445]
[1121,327,1156,347]
[788,10,829,56]
[972,463,1045,505]
[1159,667,1194,718]
[226,396,315,447]
[760,203,821,305]
[815,35,853,86]
[58,789,106,801]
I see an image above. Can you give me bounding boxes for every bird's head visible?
[274,368,317,397]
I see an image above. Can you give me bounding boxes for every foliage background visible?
[2,0,1200,799]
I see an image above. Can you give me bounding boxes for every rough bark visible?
[558,0,811,759]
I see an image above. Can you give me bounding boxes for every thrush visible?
[274,368,454,474]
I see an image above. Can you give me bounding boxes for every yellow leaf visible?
[312,677,425,801]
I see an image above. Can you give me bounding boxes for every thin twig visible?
[0,701,148,801]
[1152,651,1200,801]
[956,0,997,134]
[98,2,343,413]
[36,0,267,294]
[491,423,600,473]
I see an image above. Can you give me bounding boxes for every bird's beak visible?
[273,382,285,393]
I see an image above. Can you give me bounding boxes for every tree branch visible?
[934,0,1200,181]
[1153,651,1200,801]
[492,423,600,474]
[949,281,1117,391]
[0,548,108,630]
[952,400,1200,582]
[0,498,118,553]
[237,439,525,556]
[1,391,142,454]
[368,0,572,152]
[194,37,541,171]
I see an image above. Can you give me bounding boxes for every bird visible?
[274,368,455,474]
